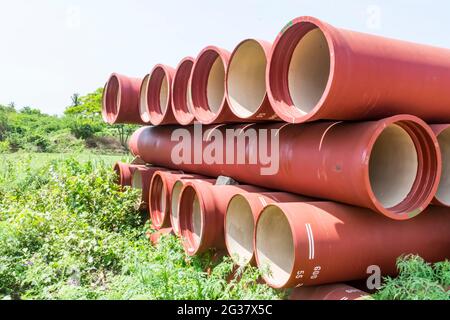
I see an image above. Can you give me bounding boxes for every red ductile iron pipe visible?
[430,124,450,207]
[131,166,168,210]
[190,46,240,124]
[225,192,312,267]
[102,73,145,125]
[139,64,178,125]
[255,202,450,289]
[267,16,450,124]
[170,177,215,236]
[289,284,371,300]
[113,162,144,187]
[149,171,213,230]
[172,57,196,125]
[129,115,441,220]
[178,181,265,256]
[225,39,279,122]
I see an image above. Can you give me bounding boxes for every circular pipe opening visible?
[256,205,294,287]
[369,124,418,208]
[139,74,152,123]
[365,116,440,219]
[267,19,334,122]
[179,186,203,253]
[288,28,330,114]
[104,75,120,123]
[227,40,267,118]
[170,180,184,234]
[225,195,255,266]
[113,162,122,185]
[149,174,167,227]
[148,67,170,119]
[172,58,195,125]
[435,128,450,205]
[131,170,143,190]
[191,49,226,123]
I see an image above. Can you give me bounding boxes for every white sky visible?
[0,0,449,115]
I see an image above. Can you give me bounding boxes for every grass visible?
[0,153,282,300]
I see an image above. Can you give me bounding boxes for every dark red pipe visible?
[140,64,178,125]
[131,166,168,211]
[149,171,213,230]
[129,115,441,220]
[172,57,196,125]
[190,46,240,124]
[102,73,144,125]
[225,192,312,266]
[255,202,450,289]
[225,39,279,122]
[289,284,371,300]
[267,16,450,124]
[170,176,215,236]
[113,162,144,188]
[430,124,450,207]
[178,181,265,256]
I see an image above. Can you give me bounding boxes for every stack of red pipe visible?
[105,16,450,299]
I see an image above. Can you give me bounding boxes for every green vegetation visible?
[374,255,450,300]
[0,154,282,300]
[0,89,137,155]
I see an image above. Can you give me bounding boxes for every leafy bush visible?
[374,255,450,300]
[0,157,282,300]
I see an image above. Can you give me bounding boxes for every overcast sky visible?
[0,0,449,115]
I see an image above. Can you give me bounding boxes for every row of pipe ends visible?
[114,162,450,291]
[102,16,450,126]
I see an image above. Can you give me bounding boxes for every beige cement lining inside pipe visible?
[207,57,225,114]
[256,206,294,287]
[225,195,255,265]
[288,28,330,114]
[228,40,267,117]
[159,74,169,114]
[369,124,418,208]
[435,128,450,205]
[171,181,184,234]
[132,170,143,189]
[139,75,151,123]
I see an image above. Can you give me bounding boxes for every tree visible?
[65,88,102,120]
[71,93,81,107]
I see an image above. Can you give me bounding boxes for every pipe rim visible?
[172,57,196,125]
[226,39,270,119]
[254,203,296,288]
[266,16,336,124]
[225,194,256,266]
[139,74,152,124]
[102,73,122,124]
[364,115,441,220]
[113,161,126,186]
[191,46,229,124]
[142,64,174,126]
[170,180,185,235]
[179,184,205,255]
[149,172,170,228]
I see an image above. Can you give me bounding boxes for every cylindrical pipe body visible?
[225,39,279,122]
[190,46,240,124]
[289,284,371,300]
[225,192,312,266]
[113,162,144,187]
[130,115,441,220]
[430,124,450,207]
[131,166,167,210]
[102,73,144,125]
[178,181,265,255]
[170,177,215,236]
[149,171,211,229]
[172,57,196,125]
[267,16,450,123]
[140,64,178,125]
[255,202,450,288]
